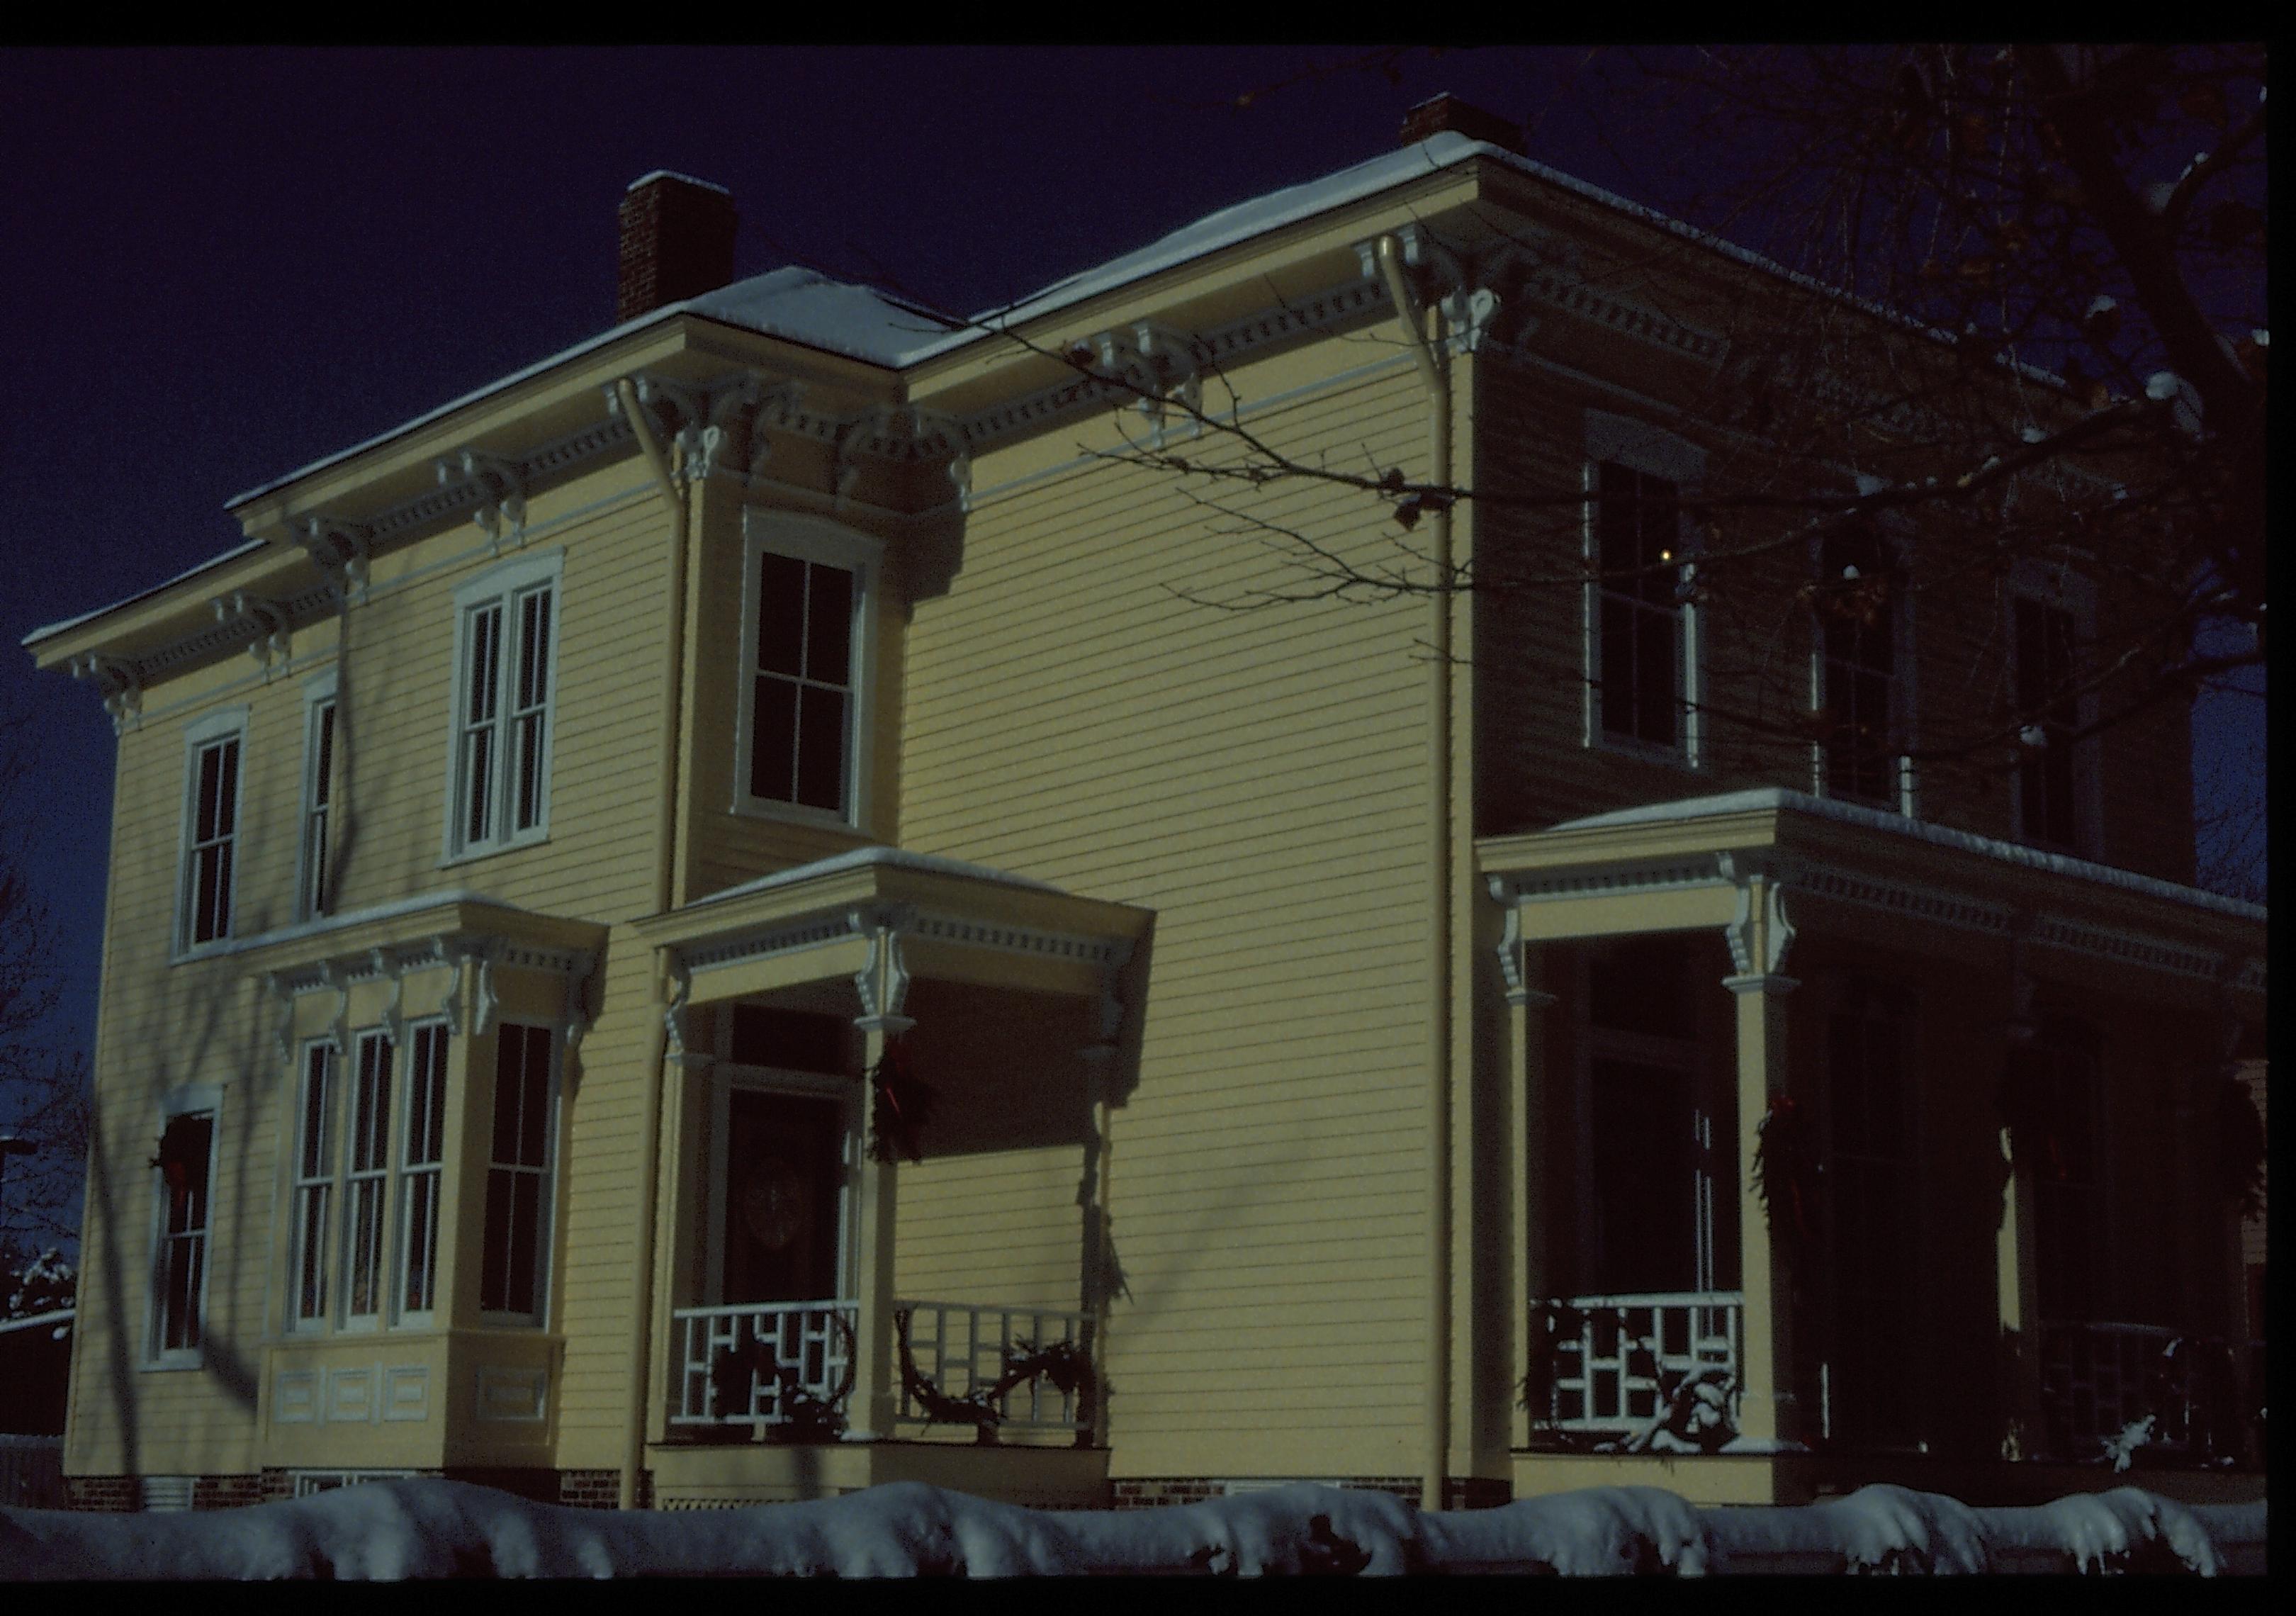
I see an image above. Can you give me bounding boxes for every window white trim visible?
[2005,559,2101,857]
[296,671,339,921]
[441,549,563,865]
[393,1020,450,1328]
[1581,418,1706,769]
[172,705,249,958]
[478,1021,560,1327]
[1807,524,1919,817]
[288,1039,337,1333]
[733,511,882,831]
[146,1084,222,1369]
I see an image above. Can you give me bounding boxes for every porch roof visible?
[1479,788,2266,999]
[634,846,1153,1004]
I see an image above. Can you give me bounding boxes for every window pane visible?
[1600,598,1637,739]
[313,704,334,808]
[213,739,238,837]
[490,1027,525,1165]
[1635,605,1677,747]
[517,588,552,711]
[750,676,798,802]
[464,727,495,846]
[804,563,854,685]
[514,711,544,832]
[468,606,502,724]
[196,744,223,844]
[756,553,806,678]
[481,1171,512,1311]
[507,1172,541,1316]
[795,685,848,812]
[517,1029,551,1169]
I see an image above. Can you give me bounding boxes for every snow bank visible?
[0,1477,2264,1578]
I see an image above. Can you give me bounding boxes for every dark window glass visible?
[1595,461,1682,748]
[804,563,853,684]
[750,678,798,801]
[794,685,848,812]
[755,553,806,678]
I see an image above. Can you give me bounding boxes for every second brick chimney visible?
[617,172,739,324]
[1398,94,1525,157]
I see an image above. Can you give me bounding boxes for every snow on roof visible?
[184,887,519,960]
[687,843,1065,911]
[20,537,268,649]
[1540,787,2267,921]
[626,169,728,195]
[0,1475,2263,1578]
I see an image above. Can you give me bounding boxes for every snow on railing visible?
[670,1301,857,1435]
[1532,1293,1743,1445]
[894,1299,1091,1435]
[2039,1320,2254,1467]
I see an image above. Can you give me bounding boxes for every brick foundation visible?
[1113,1476,1510,1511]
[62,1475,140,1512]
[193,1474,267,1510]
[555,1469,651,1510]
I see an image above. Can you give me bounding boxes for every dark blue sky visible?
[0,47,2265,1070]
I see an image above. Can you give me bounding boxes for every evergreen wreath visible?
[707,1311,858,1443]
[892,1307,1098,1447]
[1997,1060,2067,1180]
[1752,1094,1818,1242]
[866,1037,939,1165]
[149,1115,206,1195]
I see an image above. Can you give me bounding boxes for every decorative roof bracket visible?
[210,590,291,670]
[69,652,142,734]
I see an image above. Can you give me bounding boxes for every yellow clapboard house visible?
[25,101,2266,1513]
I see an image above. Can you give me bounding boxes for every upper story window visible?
[149,1090,219,1366]
[1583,413,1706,765]
[176,707,248,953]
[297,672,338,920]
[2008,563,2097,855]
[1812,526,1913,811]
[737,514,879,826]
[446,551,561,862]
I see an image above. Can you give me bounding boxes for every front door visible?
[719,1089,846,1305]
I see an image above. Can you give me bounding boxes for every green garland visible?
[1752,1094,1818,1242]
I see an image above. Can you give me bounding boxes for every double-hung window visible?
[149,1092,219,1364]
[176,707,248,951]
[737,515,878,826]
[1583,413,1705,763]
[298,673,338,919]
[445,551,561,860]
[1813,527,1910,809]
[2008,564,2097,855]
[480,1023,557,1323]
[290,1023,450,1331]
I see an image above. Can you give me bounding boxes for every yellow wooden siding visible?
[894,347,1440,1475]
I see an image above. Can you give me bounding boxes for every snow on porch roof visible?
[686,844,1067,911]
[1541,787,2266,923]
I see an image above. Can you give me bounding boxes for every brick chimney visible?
[616,172,739,324]
[1398,94,1525,157]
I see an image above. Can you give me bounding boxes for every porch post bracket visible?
[2003,911,2038,1044]
[1720,853,1798,982]
[316,959,353,1053]
[661,957,695,1060]
[264,971,297,1068]
[850,904,918,1036]
[370,946,407,1048]
[561,951,598,1056]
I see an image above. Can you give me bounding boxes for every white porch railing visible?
[894,1298,1092,1434]
[2038,1320,2253,1464]
[670,1301,857,1433]
[1533,1292,1744,1437]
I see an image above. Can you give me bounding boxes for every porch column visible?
[1494,899,1560,1450]
[847,914,914,1442]
[1722,863,1801,1449]
[1993,920,2044,1459]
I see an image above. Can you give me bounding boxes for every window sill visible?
[437,833,551,872]
[1589,731,1703,774]
[729,796,865,836]
[169,938,241,966]
[141,1353,203,1372]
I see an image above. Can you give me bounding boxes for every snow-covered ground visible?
[0,1477,2265,1577]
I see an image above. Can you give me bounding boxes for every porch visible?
[1480,787,2267,1502]
[630,845,1152,1503]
